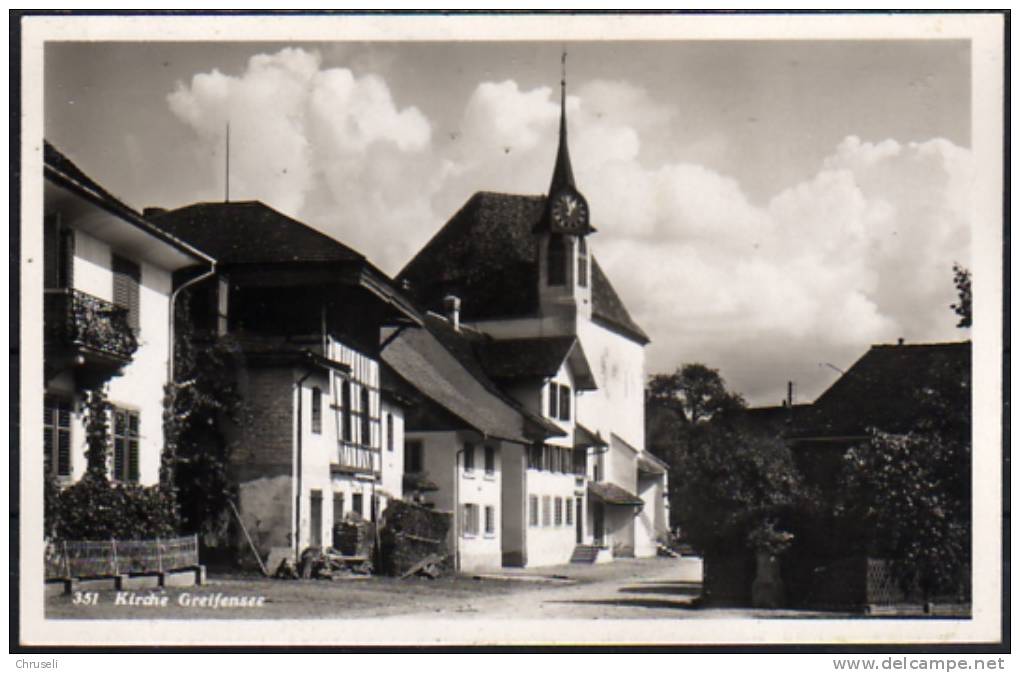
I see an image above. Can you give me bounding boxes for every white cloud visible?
[166,56,972,403]
[167,47,436,268]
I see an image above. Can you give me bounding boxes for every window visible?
[542,496,552,527]
[542,444,553,472]
[572,449,586,476]
[112,254,141,331]
[341,380,352,442]
[551,445,561,473]
[484,445,495,475]
[565,498,573,526]
[563,448,573,474]
[529,495,539,527]
[310,490,323,547]
[462,504,479,537]
[463,443,475,473]
[43,396,72,478]
[578,237,589,288]
[548,383,558,417]
[332,492,345,523]
[405,440,423,473]
[112,407,140,483]
[360,386,371,446]
[311,387,322,434]
[559,385,571,421]
[352,493,364,518]
[484,506,496,535]
[386,413,394,452]
[547,234,566,286]
[528,443,543,470]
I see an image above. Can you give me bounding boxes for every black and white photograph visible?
[13,11,1006,650]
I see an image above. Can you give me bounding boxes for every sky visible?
[44,39,973,406]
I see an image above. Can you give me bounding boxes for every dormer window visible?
[578,237,588,288]
[547,234,567,287]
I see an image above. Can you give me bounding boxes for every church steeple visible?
[537,50,592,236]
[549,51,575,193]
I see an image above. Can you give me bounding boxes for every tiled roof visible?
[476,336,577,380]
[397,191,649,344]
[791,341,971,438]
[150,201,365,265]
[381,315,563,445]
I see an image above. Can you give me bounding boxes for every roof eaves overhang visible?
[44,165,216,267]
[565,340,598,391]
[611,432,640,455]
[358,266,424,327]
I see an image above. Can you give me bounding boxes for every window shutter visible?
[559,385,571,421]
[128,412,139,482]
[548,383,558,417]
[360,386,371,446]
[112,255,141,330]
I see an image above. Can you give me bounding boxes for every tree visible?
[950,262,972,328]
[163,292,246,541]
[647,363,745,426]
[837,350,971,600]
[646,364,800,555]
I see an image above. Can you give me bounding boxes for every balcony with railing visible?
[331,441,379,476]
[45,288,138,384]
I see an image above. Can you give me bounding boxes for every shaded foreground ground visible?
[46,556,850,620]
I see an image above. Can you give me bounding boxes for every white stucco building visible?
[43,141,213,488]
[395,76,670,566]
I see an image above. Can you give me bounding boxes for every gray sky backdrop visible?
[45,39,972,406]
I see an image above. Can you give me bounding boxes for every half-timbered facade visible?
[150,201,420,563]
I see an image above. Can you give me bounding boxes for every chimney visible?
[143,207,167,218]
[443,295,461,332]
[787,381,795,407]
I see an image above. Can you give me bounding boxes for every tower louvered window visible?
[547,234,566,286]
[578,237,588,288]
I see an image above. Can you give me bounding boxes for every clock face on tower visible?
[550,191,588,232]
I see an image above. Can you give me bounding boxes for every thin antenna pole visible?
[225,122,230,202]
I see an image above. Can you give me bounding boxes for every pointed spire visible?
[549,49,575,192]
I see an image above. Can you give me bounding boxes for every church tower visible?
[535,53,594,326]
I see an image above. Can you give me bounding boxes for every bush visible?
[45,474,180,541]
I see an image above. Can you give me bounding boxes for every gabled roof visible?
[43,141,214,266]
[381,315,564,446]
[792,341,971,439]
[150,201,365,265]
[397,191,649,344]
[476,335,597,390]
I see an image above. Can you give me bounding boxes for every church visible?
[396,64,669,566]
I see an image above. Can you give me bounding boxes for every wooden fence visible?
[45,535,199,579]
